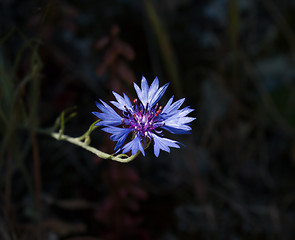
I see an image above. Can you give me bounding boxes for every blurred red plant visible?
[94,24,136,93]
[94,163,149,240]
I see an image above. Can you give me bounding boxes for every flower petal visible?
[134,76,169,109]
[102,126,132,150]
[162,124,192,134]
[151,133,180,157]
[123,93,133,109]
[162,97,185,117]
[162,96,174,113]
[148,77,159,103]
[92,100,122,126]
[160,97,195,134]
[141,76,149,106]
[133,82,145,107]
[149,83,169,108]
[122,135,145,156]
[111,91,133,112]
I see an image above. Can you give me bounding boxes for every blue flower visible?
[92,76,195,157]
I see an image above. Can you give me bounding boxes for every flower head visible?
[92,76,195,157]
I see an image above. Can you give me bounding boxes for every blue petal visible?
[111,91,133,111]
[100,100,120,115]
[177,107,195,117]
[169,98,185,112]
[112,92,126,110]
[162,96,174,110]
[141,76,149,106]
[148,77,159,103]
[161,113,194,134]
[123,93,133,108]
[164,109,195,125]
[134,76,169,109]
[149,83,169,109]
[102,126,132,150]
[162,97,185,117]
[133,82,145,107]
[92,100,122,126]
[122,135,145,156]
[160,96,195,134]
[110,101,122,110]
[162,125,192,134]
[151,133,180,157]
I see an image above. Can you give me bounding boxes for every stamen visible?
[133,98,137,104]
[155,105,162,117]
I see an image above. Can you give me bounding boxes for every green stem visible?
[34,128,140,163]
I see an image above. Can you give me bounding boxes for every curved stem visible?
[34,128,139,163]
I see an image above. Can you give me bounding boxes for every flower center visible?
[121,100,164,137]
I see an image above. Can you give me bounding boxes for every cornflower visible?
[92,76,195,157]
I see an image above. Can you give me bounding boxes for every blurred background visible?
[1,0,295,239]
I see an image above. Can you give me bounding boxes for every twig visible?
[33,128,140,163]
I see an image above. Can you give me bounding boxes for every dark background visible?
[1,0,295,239]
